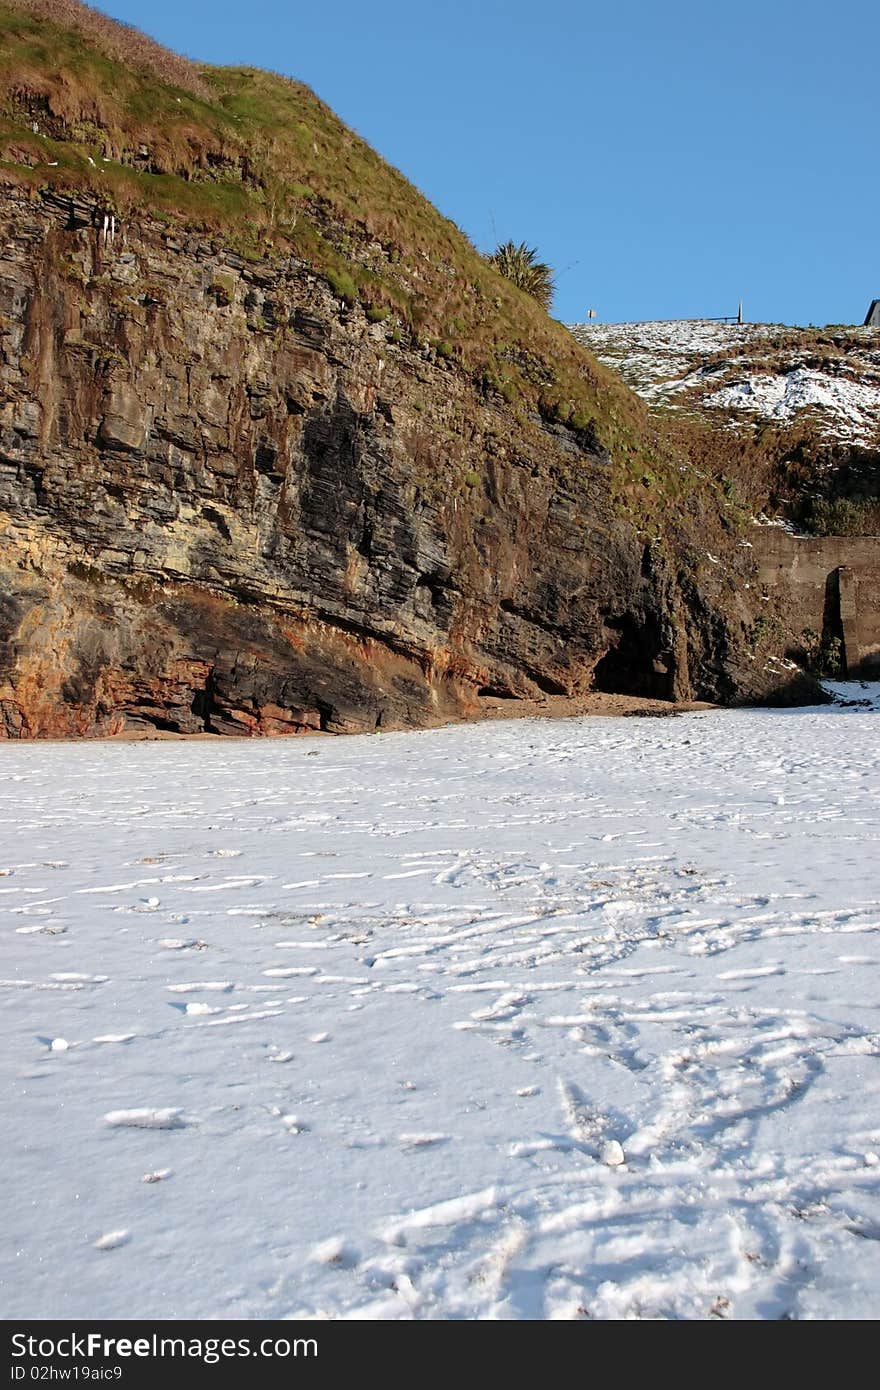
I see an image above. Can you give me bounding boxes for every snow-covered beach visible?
[2,691,880,1320]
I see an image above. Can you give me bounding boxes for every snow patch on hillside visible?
[571,320,777,398]
[570,320,880,443]
[705,368,880,443]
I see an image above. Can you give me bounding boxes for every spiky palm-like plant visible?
[488,241,554,312]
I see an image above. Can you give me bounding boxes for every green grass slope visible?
[0,0,684,511]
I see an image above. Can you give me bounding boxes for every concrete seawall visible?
[752,529,880,676]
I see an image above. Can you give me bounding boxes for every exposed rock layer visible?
[0,189,802,737]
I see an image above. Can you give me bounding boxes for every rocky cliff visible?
[0,3,810,738]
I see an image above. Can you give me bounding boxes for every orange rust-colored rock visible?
[0,187,814,739]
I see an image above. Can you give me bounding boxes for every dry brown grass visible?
[7,0,210,98]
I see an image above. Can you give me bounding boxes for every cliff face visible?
[0,187,696,737]
[0,0,824,739]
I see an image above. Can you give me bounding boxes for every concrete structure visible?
[865,300,880,327]
[752,530,880,675]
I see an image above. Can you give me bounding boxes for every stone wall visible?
[751,529,880,675]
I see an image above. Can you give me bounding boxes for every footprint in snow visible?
[263,966,318,978]
[309,1237,358,1267]
[267,1106,308,1133]
[104,1108,187,1130]
[398,1133,449,1150]
[51,972,107,984]
[166,982,233,994]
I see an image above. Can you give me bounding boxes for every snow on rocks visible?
[2,692,880,1319]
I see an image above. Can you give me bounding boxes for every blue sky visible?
[99,1,878,326]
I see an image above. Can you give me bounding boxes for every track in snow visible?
[2,690,880,1319]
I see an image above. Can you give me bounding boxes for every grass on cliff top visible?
[0,0,687,508]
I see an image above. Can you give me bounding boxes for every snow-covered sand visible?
[2,690,880,1320]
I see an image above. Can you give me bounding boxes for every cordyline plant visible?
[488,241,554,311]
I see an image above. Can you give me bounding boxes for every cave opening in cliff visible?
[190,673,217,733]
[592,615,670,701]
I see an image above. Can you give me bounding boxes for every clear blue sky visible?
[99,0,878,326]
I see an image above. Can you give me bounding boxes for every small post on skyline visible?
[737,300,744,325]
